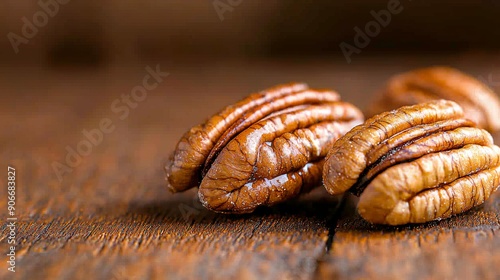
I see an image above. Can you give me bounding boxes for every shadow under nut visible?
[199,102,363,213]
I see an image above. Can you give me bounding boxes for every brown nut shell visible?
[323,100,500,225]
[367,66,500,132]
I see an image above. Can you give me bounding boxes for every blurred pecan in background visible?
[166,83,364,213]
[367,66,500,132]
[323,100,500,225]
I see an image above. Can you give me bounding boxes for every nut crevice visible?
[203,90,341,175]
[351,125,492,196]
[199,102,363,213]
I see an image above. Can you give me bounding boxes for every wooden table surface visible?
[2,54,500,279]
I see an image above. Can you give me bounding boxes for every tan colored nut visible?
[367,66,500,132]
[323,100,500,225]
[166,83,364,213]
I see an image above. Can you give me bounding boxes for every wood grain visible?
[1,56,500,279]
[0,74,340,279]
[316,192,500,279]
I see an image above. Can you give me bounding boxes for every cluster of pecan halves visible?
[166,67,500,225]
[165,83,364,214]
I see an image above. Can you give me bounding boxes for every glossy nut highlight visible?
[166,83,364,213]
[323,100,500,225]
[367,66,500,132]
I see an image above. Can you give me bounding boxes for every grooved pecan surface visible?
[323,100,500,225]
[367,66,500,132]
[166,83,364,213]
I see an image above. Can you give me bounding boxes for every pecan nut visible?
[323,100,500,225]
[367,66,500,132]
[165,83,364,213]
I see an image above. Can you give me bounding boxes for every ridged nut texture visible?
[323,100,500,225]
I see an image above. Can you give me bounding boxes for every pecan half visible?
[367,66,500,132]
[323,100,500,225]
[165,83,364,213]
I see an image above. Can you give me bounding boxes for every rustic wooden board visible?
[1,56,500,279]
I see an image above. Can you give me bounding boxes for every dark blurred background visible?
[3,0,500,148]
[2,0,500,66]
